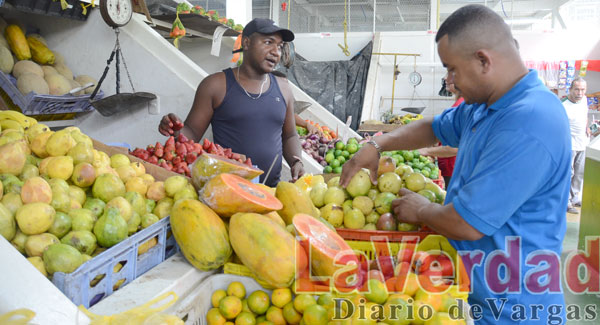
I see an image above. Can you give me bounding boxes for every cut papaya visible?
[201,173,283,217]
[293,213,359,282]
[191,153,263,189]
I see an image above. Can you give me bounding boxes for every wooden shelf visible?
[150,13,240,38]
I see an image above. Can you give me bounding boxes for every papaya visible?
[170,199,231,271]
[191,153,263,189]
[201,173,282,217]
[27,36,54,65]
[229,212,296,288]
[275,181,319,225]
[5,25,30,61]
[293,213,358,280]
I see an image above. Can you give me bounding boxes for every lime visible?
[335,141,345,150]
[333,166,343,174]
[235,312,256,325]
[324,166,333,174]
[271,288,292,308]
[219,296,243,320]
[227,281,246,299]
[393,155,404,164]
[242,299,252,314]
[348,138,359,145]
[317,293,335,308]
[421,169,430,178]
[212,289,227,308]
[330,159,341,168]
[334,149,343,157]
[337,156,346,164]
[402,151,414,162]
[207,307,227,325]
[346,143,358,154]
[342,150,350,158]
[325,153,335,164]
[413,150,420,158]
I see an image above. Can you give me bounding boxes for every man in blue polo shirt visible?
[341,4,570,324]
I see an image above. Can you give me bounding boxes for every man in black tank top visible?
[158,19,304,186]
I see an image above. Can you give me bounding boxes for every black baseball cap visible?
[233,18,294,53]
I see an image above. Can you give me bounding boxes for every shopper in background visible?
[418,77,463,187]
[159,18,304,186]
[562,77,589,213]
[341,4,570,323]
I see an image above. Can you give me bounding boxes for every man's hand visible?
[391,188,432,224]
[159,113,184,136]
[306,123,324,137]
[340,144,380,187]
[291,161,305,182]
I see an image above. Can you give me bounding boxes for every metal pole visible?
[372,0,376,34]
[391,54,397,112]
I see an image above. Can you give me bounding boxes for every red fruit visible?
[203,138,211,150]
[397,248,415,264]
[186,153,197,164]
[192,143,203,154]
[177,133,189,143]
[172,156,182,165]
[148,156,158,164]
[154,148,164,158]
[166,136,175,147]
[163,151,174,161]
[245,158,252,166]
[368,270,385,282]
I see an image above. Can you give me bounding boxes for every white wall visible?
[0,9,236,148]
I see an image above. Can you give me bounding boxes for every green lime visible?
[324,166,333,173]
[337,156,346,164]
[346,143,358,154]
[330,159,341,168]
[334,149,343,157]
[335,141,345,150]
[333,166,343,174]
[325,153,335,163]
[342,150,350,158]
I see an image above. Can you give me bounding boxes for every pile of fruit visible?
[176,3,243,31]
[0,21,98,97]
[295,160,445,232]
[0,111,205,280]
[382,150,440,180]
[322,138,361,174]
[130,135,252,177]
[296,120,337,141]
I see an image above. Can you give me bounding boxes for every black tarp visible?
[280,41,372,131]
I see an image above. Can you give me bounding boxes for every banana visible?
[0,110,31,128]
[0,119,24,132]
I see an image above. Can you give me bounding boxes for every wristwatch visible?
[366,139,383,156]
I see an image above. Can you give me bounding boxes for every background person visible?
[159,18,304,186]
[562,77,589,213]
[340,4,570,323]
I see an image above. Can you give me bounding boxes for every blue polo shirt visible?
[433,70,571,324]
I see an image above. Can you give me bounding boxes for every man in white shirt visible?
[562,77,589,213]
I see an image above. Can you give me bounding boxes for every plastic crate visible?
[7,0,91,21]
[335,228,434,243]
[168,274,268,325]
[0,71,102,116]
[51,216,179,309]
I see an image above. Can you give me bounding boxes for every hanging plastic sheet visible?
[280,41,372,131]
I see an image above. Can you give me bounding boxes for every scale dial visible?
[100,0,133,28]
[409,71,422,86]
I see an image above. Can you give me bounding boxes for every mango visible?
[275,181,318,225]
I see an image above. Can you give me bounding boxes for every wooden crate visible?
[358,123,402,134]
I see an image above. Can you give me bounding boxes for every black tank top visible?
[211,68,287,186]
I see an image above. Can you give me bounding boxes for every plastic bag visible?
[78,291,182,325]
[0,309,35,325]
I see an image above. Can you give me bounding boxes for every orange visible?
[248,290,270,315]
[212,289,227,308]
[234,311,256,325]
[227,281,247,299]
[207,307,227,325]
[302,304,328,325]
[271,288,292,308]
[414,288,443,311]
[219,296,243,320]
[265,306,286,325]
[293,294,316,314]
[282,301,302,324]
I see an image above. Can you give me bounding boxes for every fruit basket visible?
[51,216,179,308]
[0,71,101,116]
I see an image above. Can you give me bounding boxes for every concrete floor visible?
[563,208,599,324]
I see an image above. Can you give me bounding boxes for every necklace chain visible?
[237,68,268,100]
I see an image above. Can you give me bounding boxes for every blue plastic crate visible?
[52,216,179,308]
[0,71,102,115]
